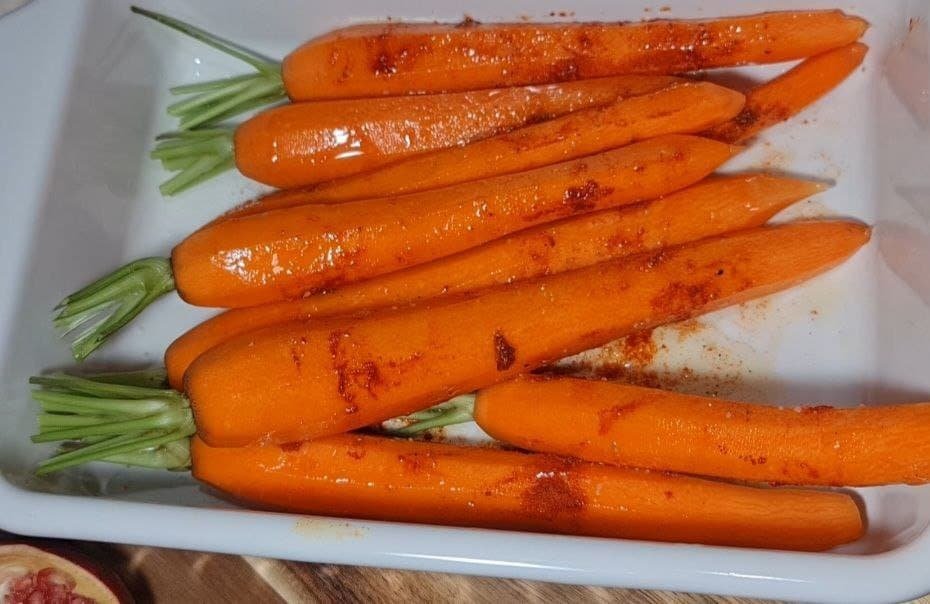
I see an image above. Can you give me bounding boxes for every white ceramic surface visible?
[0,1,928,601]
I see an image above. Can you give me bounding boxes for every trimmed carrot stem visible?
[131,6,286,129]
[53,258,175,361]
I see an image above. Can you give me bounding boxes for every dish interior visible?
[1,0,928,557]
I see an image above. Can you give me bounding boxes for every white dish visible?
[0,0,928,601]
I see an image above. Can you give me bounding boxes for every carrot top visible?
[131,6,286,129]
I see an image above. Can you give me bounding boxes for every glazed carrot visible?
[151,74,681,194]
[707,43,868,143]
[134,8,865,129]
[218,81,743,216]
[476,376,930,487]
[165,173,823,389]
[185,222,869,447]
[173,135,733,308]
[284,12,867,99]
[57,135,731,359]
[190,434,863,551]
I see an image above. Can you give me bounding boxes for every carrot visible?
[285,12,867,99]
[184,221,869,447]
[165,173,823,390]
[55,135,732,360]
[707,43,868,143]
[189,434,863,551]
[214,81,743,219]
[132,7,865,125]
[476,375,930,487]
[151,74,681,195]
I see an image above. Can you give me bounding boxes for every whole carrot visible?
[215,81,743,218]
[189,434,863,551]
[185,222,870,447]
[55,134,733,362]
[285,12,867,99]
[707,42,868,143]
[165,174,823,389]
[133,7,866,125]
[151,74,679,194]
[476,375,930,487]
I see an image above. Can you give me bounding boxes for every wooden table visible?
[5,533,928,602]
[70,541,765,603]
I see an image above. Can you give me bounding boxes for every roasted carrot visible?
[175,134,733,307]
[133,7,865,123]
[476,375,930,487]
[184,222,869,447]
[151,74,681,195]
[165,174,823,389]
[190,434,863,551]
[285,12,867,99]
[213,81,743,219]
[707,43,868,143]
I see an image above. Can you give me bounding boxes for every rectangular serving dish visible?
[1,1,929,601]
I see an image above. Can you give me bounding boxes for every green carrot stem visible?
[53,258,175,360]
[32,408,192,443]
[36,424,194,475]
[170,73,261,95]
[96,439,192,471]
[155,128,232,141]
[32,391,177,419]
[178,77,284,130]
[29,372,181,401]
[31,371,195,475]
[37,413,111,429]
[150,130,235,196]
[131,6,286,129]
[83,368,167,388]
[150,137,230,160]
[385,394,477,435]
[198,93,286,126]
[167,75,261,115]
[130,6,278,72]
[37,432,152,474]
[160,156,199,172]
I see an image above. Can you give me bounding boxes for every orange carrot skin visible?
[225,81,741,217]
[173,135,734,309]
[234,75,680,189]
[165,173,822,390]
[707,42,868,143]
[283,12,867,100]
[191,434,863,551]
[477,375,930,487]
[185,222,869,447]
